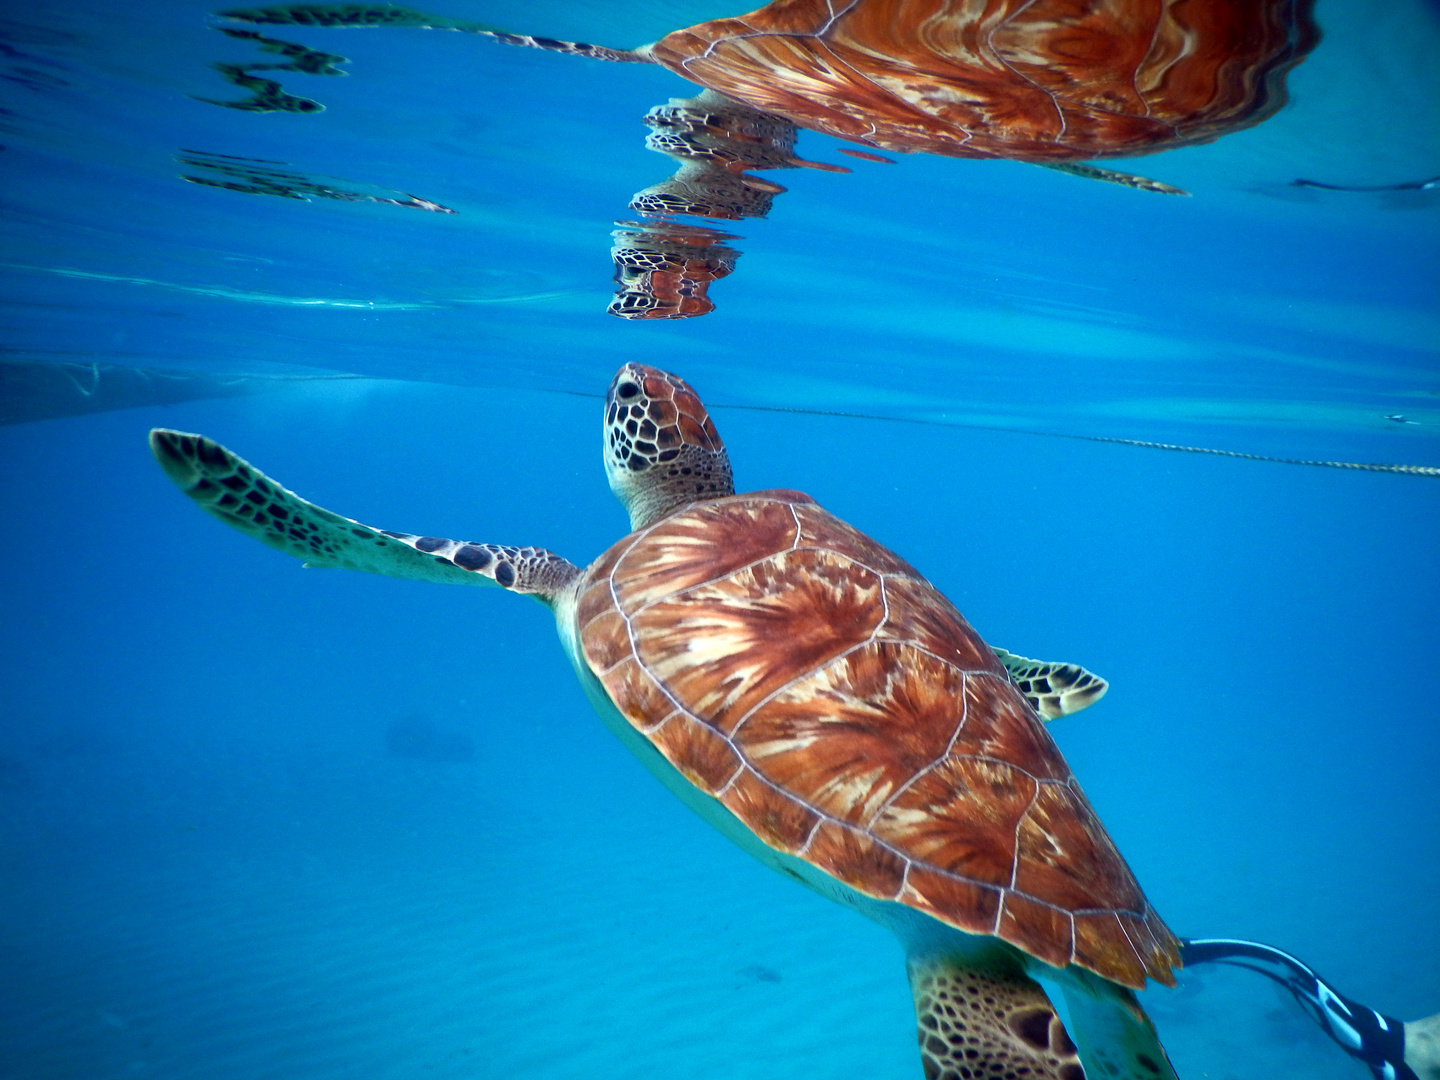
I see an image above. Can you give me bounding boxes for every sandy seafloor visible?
[1,1,1438,1078]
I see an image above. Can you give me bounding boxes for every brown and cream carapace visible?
[150,363,1177,1080]
[575,489,1176,987]
[222,0,1317,196]
[635,0,1321,172]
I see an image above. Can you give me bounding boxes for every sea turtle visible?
[226,0,1321,195]
[150,363,1176,1080]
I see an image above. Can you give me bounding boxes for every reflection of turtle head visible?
[630,161,784,220]
[607,275,693,320]
[607,224,739,323]
[603,364,733,529]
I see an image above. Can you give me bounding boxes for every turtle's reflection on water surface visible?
[609,90,849,321]
[208,0,1320,320]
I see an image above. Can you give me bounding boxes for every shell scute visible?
[794,503,918,576]
[718,768,821,853]
[1117,908,1182,986]
[873,755,1037,887]
[1012,781,1143,912]
[998,893,1076,970]
[901,868,1003,935]
[992,0,1158,115]
[738,642,965,826]
[581,608,632,673]
[1073,912,1148,988]
[950,673,1069,781]
[577,563,623,629]
[611,495,801,614]
[879,574,1004,675]
[806,820,908,900]
[630,546,884,733]
[650,712,743,793]
[598,657,675,734]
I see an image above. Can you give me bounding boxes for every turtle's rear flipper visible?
[907,953,1086,1079]
[1408,1012,1440,1080]
[993,648,1108,720]
[149,429,578,599]
[1060,970,1180,1080]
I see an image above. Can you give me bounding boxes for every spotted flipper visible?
[149,429,580,600]
[993,648,1108,720]
[1040,161,1190,196]
[908,954,1085,1080]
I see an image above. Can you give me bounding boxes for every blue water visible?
[2,2,1438,1079]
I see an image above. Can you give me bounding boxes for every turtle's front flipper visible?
[993,648,1107,720]
[1040,162,1190,196]
[149,430,579,601]
[907,953,1085,1079]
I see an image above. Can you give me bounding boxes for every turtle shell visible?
[576,490,1180,989]
[647,0,1320,161]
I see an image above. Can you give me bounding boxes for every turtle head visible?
[603,363,734,530]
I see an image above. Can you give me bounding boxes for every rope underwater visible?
[695,399,1440,478]
[552,388,1439,476]
[1051,431,1440,477]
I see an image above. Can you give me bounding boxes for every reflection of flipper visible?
[992,648,1107,720]
[1291,176,1439,193]
[1181,937,1434,1080]
[1041,162,1189,196]
[194,29,347,113]
[218,27,348,75]
[176,149,455,212]
[194,64,323,112]
[221,4,646,61]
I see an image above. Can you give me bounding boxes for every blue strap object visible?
[1180,937,1416,1080]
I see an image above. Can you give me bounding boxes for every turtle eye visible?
[617,380,640,400]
